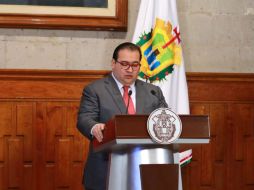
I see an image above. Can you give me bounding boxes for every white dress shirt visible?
[111,72,136,109]
[91,73,137,135]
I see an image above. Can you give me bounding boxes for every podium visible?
[93,115,210,190]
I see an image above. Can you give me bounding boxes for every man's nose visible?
[126,65,134,72]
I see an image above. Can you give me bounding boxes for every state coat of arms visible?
[136,18,182,82]
[147,108,182,144]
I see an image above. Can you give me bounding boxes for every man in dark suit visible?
[77,42,167,190]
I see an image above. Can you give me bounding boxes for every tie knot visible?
[123,86,129,93]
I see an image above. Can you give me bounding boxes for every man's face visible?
[111,49,141,86]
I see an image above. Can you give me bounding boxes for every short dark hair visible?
[112,42,142,61]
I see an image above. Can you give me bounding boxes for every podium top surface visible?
[93,114,210,152]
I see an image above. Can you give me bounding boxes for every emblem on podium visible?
[147,108,182,144]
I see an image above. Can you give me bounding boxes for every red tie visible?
[123,86,136,114]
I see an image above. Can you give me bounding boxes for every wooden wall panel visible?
[0,163,4,189]
[245,137,254,184]
[16,103,33,162]
[8,138,23,188]
[24,163,33,190]
[56,137,71,187]
[185,73,254,190]
[0,69,253,190]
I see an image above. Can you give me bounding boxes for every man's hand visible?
[91,123,105,142]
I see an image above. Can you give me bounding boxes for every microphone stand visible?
[150,90,168,108]
[125,90,132,114]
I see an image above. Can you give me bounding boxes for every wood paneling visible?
[183,73,254,190]
[0,69,253,190]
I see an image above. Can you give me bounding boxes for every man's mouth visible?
[125,75,133,78]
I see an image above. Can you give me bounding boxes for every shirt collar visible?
[111,72,135,90]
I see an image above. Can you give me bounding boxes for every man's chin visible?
[123,79,135,85]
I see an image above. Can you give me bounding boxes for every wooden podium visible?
[93,115,210,190]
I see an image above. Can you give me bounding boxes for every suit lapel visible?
[135,80,145,114]
[104,74,126,114]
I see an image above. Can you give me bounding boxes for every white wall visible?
[0,0,253,72]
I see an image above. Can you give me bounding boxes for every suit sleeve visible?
[77,85,100,140]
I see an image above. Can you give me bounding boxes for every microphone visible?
[125,90,132,114]
[128,90,133,96]
[150,89,156,96]
[150,90,167,108]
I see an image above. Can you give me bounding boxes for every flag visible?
[174,149,192,167]
[132,0,190,114]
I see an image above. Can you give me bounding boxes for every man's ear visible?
[111,59,116,68]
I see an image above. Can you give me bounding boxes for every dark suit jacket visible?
[77,74,167,190]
